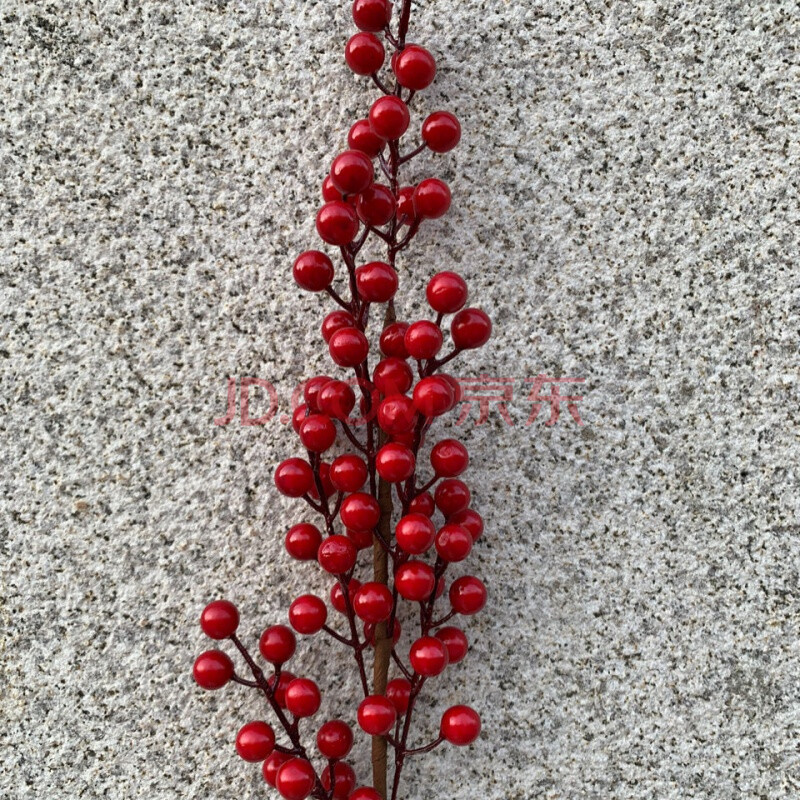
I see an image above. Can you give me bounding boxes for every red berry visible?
[263,751,291,787]
[292,403,308,433]
[299,414,336,452]
[409,635,448,676]
[293,250,334,292]
[378,395,417,435]
[395,513,436,554]
[353,582,393,623]
[369,96,410,140]
[345,32,384,75]
[393,44,436,90]
[347,526,374,550]
[430,438,469,477]
[318,535,357,574]
[413,376,454,417]
[340,492,380,532]
[413,178,451,219]
[355,261,398,303]
[379,321,410,357]
[318,380,357,420]
[422,111,461,153]
[285,523,323,561]
[236,721,276,762]
[285,677,321,717]
[289,594,328,634]
[321,762,356,799]
[322,310,356,343]
[276,757,316,800]
[435,523,473,562]
[275,458,314,497]
[449,575,487,615]
[200,600,239,639]
[439,373,462,405]
[448,507,484,541]
[375,442,415,483]
[395,186,417,225]
[363,617,401,646]
[435,626,469,664]
[451,308,491,350]
[329,327,369,367]
[259,625,296,664]
[330,454,368,492]
[426,270,467,314]
[316,201,359,245]
[404,320,443,360]
[322,174,343,203]
[317,720,353,759]
[357,695,397,735]
[373,357,413,396]
[193,650,234,690]
[386,678,412,713]
[394,560,435,601]
[352,0,391,31]
[348,119,386,158]
[268,670,295,708]
[357,183,396,227]
[304,376,334,411]
[330,579,361,614]
[310,461,336,500]
[331,150,374,196]
[408,491,435,517]
[350,789,382,800]
[440,705,481,745]
[434,478,471,516]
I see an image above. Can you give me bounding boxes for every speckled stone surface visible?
[2,1,799,798]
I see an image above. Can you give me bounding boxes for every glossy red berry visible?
[430,438,469,477]
[347,526,374,550]
[322,310,357,343]
[353,582,393,623]
[318,535,358,574]
[329,327,369,367]
[377,395,417,435]
[449,575,487,615]
[330,579,361,614]
[435,626,469,664]
[355,261,398,303]
[236,721,276,762]
[293,250,334,292]
[340,492,380,532]
[422,111,461,153]
[292,403,308,433]
[263,751,291,787]
[413,376,454,417]
[316,201,359,245]
[275,458,314,497]
[352,0,391,31]
[385,678,412,714]
[345,32,384,75]
[357,183,396,227]
[322,174,344,203]
[285,678,321,717]
[318,380,357,420]
[269,670,295,708]
[321,762,356,799]
[348,119,386,158]
[426,270,467,314]
[358,695,397,736]
[193,650,234,690]
[394,560,436,601]
[276,757,316,800]
[299,414,336,452]
[409,635,449,676]
[393,44,436,90]
[379,321,410,357]
[395,513,436,554]
[330,454,368,492]
[375,442,415,482]
[317,720,354,759]
[434,478,471,515]
[408,491,435,516]
[369,96,410,140]
[395,186,417,224]
[259,625,296,664]
[373,357,413,396]
[435,523,473,562]
[413,178,451,219]
[350,789,382,800]
[440,705,481,745]
[404,320,443,360]
[285,523,323,561]
[448,507,484,541]
[439,373,462,405]
[289,594,328,634]
[331,150,374,196]
[451,308,491,349]
[200,600,239,639]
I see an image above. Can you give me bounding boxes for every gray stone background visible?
[2,0,799,798]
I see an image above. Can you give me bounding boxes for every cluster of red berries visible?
[194,3,491,799]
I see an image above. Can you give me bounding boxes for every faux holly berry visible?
[275,757,316,800]
[426,270,468,313]
[369,96,410,140]
[274,458,314,497]
[317,719,354,759]
[395,513,436,554]
[413,178,451,219]
[435,626,469,664]
[200,600,239,640]
[422,111,461,153]
[353,582,393,623]
[409,635,449,677]
[358,695,397,735]
[449,575,488,615]
[404,320,443,360]
[193,650,234,690]
[318,535,358,574]
[289,594,328,634]
[316,201,359,245]
[293,250,334,292]
[236,721,276,762]
[355,261,399,303]
[259,625,296,665]
[352,0,391,32]
[451,307,492,349]
[345,32,385,75]
[440,705,481,745]
[393,44,436,90]
[349,119,386,157]
[321,762,356,799]
[285,523,323,560]
[285,677,322,717]
[395,560,436,601]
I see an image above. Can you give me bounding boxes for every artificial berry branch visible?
[193,2,491,799]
